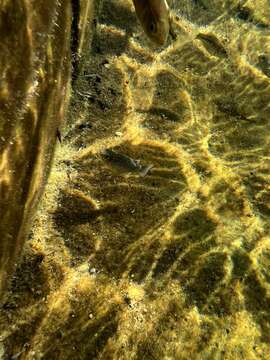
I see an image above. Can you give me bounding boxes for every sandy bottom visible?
[1,0,270,359]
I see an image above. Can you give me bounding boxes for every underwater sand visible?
[1,0,270,358]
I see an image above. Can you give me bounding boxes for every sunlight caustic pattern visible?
[2,0,270,359]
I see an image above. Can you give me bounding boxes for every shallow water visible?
[1,0,270,358]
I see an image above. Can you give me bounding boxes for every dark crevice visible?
[71,0,80,85]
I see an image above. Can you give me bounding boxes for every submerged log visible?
[0,0,73,302]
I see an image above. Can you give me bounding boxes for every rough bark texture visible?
[0,0,74,302]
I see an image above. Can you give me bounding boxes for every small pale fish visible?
[103,149,153,176]
[132,0,170,45]
[104,149,139,171]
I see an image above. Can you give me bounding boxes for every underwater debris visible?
[257,55,270,78]
[84,73,102,83]
[138,107,180,122]
[75,89,94,99]
[140,163,154,177]
[56,128,62,143]
[103,149,153,176]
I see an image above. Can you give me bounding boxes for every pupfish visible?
[132,0,170,45]
[103,149,153,176]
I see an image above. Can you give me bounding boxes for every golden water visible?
[1,0,270,358]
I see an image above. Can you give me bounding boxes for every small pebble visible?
[89,268,96,275]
